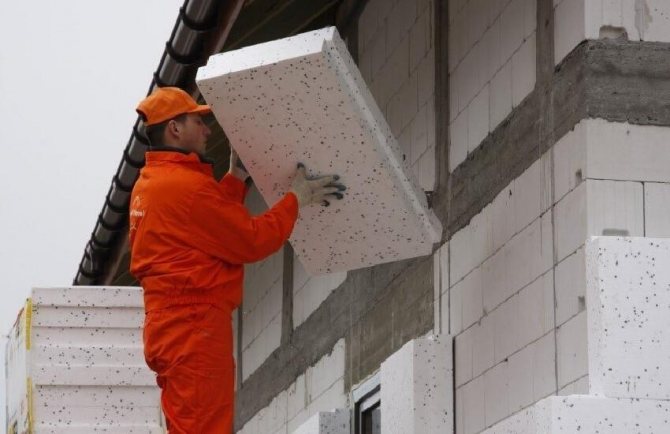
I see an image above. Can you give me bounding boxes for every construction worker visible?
[129,86,345,433]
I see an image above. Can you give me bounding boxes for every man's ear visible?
[168,119,180,136]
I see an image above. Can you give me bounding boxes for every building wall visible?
[241,187,284,381]
[435,118,670,433]
[358,0,436,190]
[237,340,346,434]
[448,0,537,171]
[234,0,670,432]
[554,0,670,65]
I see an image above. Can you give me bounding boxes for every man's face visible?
[174,113,211,155]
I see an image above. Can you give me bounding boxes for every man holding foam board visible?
[129,86,346,433]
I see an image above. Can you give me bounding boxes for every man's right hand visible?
[290,163,346,208]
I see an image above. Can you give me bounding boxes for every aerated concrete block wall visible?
[554,0,670,65]
[435,118,670,433]
[241,187,284,382]
[237,340,346,434]
[448,0,537,170]
[358,0,437,191]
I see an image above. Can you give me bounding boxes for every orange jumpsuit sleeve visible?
[218,173,249,203]
[187,180,299,264]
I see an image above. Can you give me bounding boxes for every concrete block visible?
[554,181,587,261]
[306,340,345,402]
[307,378,346,415]
[461,375,486,434]
[473,315,495,377]
[449,109,469,172]
[513,158,545,235]
[417,145,436,191]
[290,410,349,434]
[468,85,490,153]
[532,332,557,401]
[507,344,534,412]
[450,281,464,335]
[552,121,587,203]
[491,181,516,251]
[586,236,670,400]
[387,73,418,137]
[482,245,510,313]
[410,103,428,165]
[645,183,670,237]
[489,0,508,25]
[558,375,589,396]
[386,0,417,53]
[461,266,484,329]
[450,223,472,284]
[489,60,512,132]
[557,310,588,389]
[554,0,586,65]
[483,19,503,81]
[587,180,644,239]
[511,32,536,107]
[197,27,442,275]
[448,9,465,74]
[467,0,489,50]
[523,0,537,38]
[484,361,510,427]
[439,242,450,295]
[500,0,525,63]
[554,247,586,326]
[417,48,435,107]
[517,271,555,348]
[369,26,387,81]
[409,8,431,73]
[585,119,670,183]
[455,326,474,387]
[481,395,670,434]
[492,295,520,363]
[380,336,453,434]
[287,374,307,422]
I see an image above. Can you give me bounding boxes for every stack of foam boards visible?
[196,26,442,275]
[5,286,163,433]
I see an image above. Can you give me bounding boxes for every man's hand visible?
[290,163,346,208]
[229,148,250,182]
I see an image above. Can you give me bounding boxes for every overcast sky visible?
[0,0,183,427]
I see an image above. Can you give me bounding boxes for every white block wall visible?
[480,236,670,433]
[237,339,347,434]
[242,187,284,381]
[358,0,436,190]
[554,0,670,64]
[293,255,346,328]
[434,118,670,433]
[448,0,537,171]
[380,335,453,434]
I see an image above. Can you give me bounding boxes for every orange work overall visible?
[129,148,298,433]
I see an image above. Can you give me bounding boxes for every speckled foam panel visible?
[482,395,670,434]
[586,237,670,400]
[196,26,442,275]
[291,409,349,434]
[380,335,453,434]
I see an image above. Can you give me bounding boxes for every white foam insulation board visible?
[196,26,442,275]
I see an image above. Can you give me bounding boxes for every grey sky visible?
[0,0,183,427]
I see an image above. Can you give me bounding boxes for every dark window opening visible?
[354,379,380,434]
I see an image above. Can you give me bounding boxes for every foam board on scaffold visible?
[196,26,442,275]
